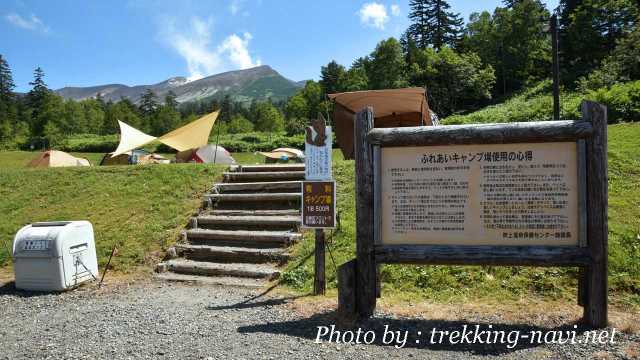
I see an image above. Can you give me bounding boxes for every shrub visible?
[584,81,640,123]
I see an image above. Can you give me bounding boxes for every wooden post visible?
[314,229,325,295]
[354,107,376,318]
[551,14,560,120]
[337,259,357,317]
[582,100,608,328]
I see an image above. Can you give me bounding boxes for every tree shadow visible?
[206,281,310,311]
[237,310,593,356]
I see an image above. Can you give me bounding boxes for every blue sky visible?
[2,0,559,92]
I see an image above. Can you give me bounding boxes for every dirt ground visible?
[0,271,638,359]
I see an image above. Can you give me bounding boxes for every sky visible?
[1,0,559,92]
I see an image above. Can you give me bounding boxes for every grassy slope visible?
[283,126,640,306]
[0,153,223,269]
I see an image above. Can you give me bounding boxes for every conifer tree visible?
[407,0,464,50]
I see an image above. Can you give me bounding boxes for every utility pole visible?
[550,14,560,120]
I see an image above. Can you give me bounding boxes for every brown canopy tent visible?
[328,87,431,159]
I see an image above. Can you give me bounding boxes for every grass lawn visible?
[283,124,640,308]
[0,155,224,270]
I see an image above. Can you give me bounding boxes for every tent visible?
[175,145,235,164]
[328,88,432,159]
[111,112,219,157]
[27,150,91,168]
[100,150,170,165]
[258,147,304,163]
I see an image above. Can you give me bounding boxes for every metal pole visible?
[213,123,221,165]
[314,228,326,295]
[98,245,117,288]
[551,14,561,120]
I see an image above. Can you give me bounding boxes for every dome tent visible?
[175,144,236,164]
[27,150,91,168]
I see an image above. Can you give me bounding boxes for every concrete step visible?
[205,192,301,203]
[193,215,300,231]
[157,259,280,279]
[214,181,302,194]
[223,171,305,183]
[206,209,300,217]
[175,244,290,263]
[229,164,305,173]
[154,272,266,288]
[185,229,301,247]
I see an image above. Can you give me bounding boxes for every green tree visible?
[409,47,496,116]
[165,91,178,110]
[407,0,464,50]
[154,105,181,135]
[560,0,638,85]
[0,55,15,103]
[254,101,285,132]
[27,67,50,135]
[103,99,142,134]
[367,38,408,89]
[227,114,254,133]
[0,55,17,144]
[320,60,347,94]
[460,1,550,96]
[219,94,233,123]
[343,66,369,91]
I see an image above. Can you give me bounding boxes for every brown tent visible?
[328,87,431,159]
[27,150,91,168]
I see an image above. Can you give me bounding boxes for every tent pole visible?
[213,122,221,165]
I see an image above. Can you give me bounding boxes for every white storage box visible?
[13,221,99,291]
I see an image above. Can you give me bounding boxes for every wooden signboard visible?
[341,101,608,328]
[301,180,336,229]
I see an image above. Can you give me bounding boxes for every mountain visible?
[55,65,303,104]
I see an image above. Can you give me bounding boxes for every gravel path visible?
[0,279,637,359]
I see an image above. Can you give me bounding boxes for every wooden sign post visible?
[340,101,608,328]
[304,116,335,296]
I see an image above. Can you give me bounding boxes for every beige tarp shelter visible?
[258,148,304,163]
[111,111,219,157]
[328,88,431,159]
[27,150,91,168]
[100,150,169,166]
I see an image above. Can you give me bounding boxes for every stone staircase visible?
[155,164,304,287]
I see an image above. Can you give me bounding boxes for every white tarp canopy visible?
[111,111,219,156]
[112,121,158,157]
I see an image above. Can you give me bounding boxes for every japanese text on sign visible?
[380,142,580,246]
[302,181,336,228]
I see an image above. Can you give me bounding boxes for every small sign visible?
[305,117,332,180]
[302,181,336,228]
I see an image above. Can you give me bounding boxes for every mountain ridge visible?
[55,65,302,104]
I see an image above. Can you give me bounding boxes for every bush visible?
[443,81,582,124]
[584,81,640,123]
[56,134,119,153]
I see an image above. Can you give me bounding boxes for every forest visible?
[0,0,638,150]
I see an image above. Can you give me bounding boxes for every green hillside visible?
[236,75,301,102]
[0,155,223,269]
[283,124,640,306]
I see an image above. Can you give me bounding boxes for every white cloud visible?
[390,4,400,17]
[218,32,261,69]
[229,0,249,16]
[161,16,260,81]
[5,13,49,33]
[358,3,389,30]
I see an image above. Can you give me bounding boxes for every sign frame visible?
[342,101,608,328]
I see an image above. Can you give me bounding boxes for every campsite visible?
[1,0,640,359]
